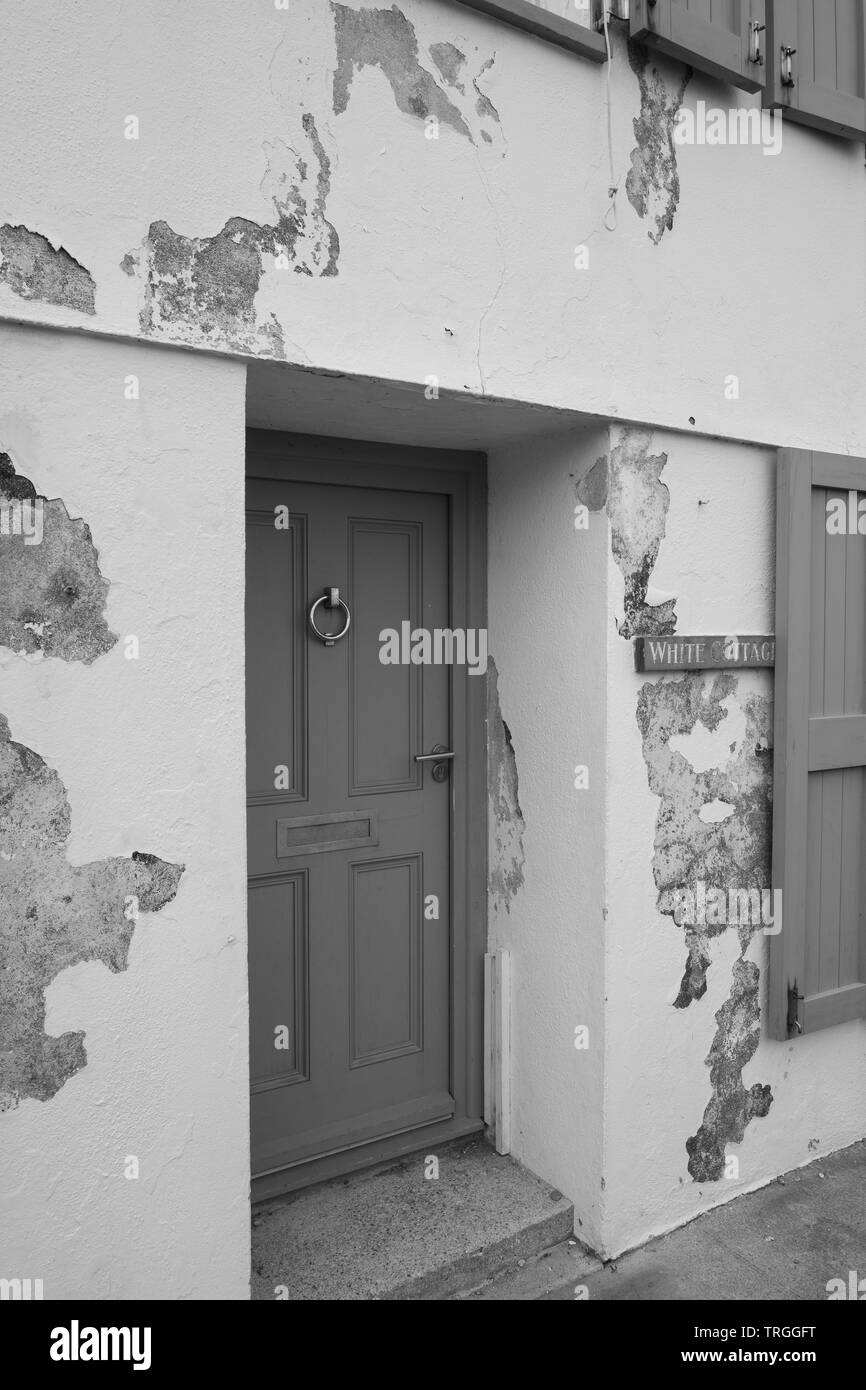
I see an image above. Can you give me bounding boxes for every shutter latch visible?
[749,21,765,66]
[787,980,803,1036]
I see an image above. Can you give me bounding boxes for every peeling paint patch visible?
[0,225,96,314]
[636,671,773,1179]
[333,4,469,136]
[129,114,338,354]
[686,959,773,1182]
[670,698,746,773]
[637,673,772,1004]
[430,41,466,92]
[259,313,286,359]
[606,429,675,639]
[261,115,341,278]
[0,452,117,664]
[332,4,500,145]
[576,453,609,512]
[0,715,184,1111]
[626,43,691,244]
[488,657,525,912]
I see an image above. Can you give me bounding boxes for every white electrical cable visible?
[602,7,618,231]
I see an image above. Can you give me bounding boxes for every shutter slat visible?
[630,0,767,92]
[805,773,823,997]
[840,769,862,982]
[841,531,866,990]
[813,0,837,88]
[837,0,864,92]
[797,0,815,82]
[770,449,813,1039]
[804,481,826,1003]
[819,770,844,992]
[771,450,866,1038]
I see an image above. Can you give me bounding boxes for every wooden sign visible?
[634,635,775,673]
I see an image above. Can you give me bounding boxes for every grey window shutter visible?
[765,0,866,140]
[630,0,767,92]
[771,449,866,1039]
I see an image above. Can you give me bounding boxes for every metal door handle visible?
[415,744,454,782]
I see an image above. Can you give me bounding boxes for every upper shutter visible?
[765,0,866,140]
[771,449,866,1039]
[630,0,767,92]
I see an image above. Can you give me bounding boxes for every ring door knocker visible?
[308,587,351,647]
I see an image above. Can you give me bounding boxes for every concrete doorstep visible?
[251,1136,578,1300]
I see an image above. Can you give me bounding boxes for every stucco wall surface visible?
[487,426,608,1250]
[0,324,250,1299]
[0,1,863,454]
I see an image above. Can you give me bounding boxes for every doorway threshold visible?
[251,1135,574,1300]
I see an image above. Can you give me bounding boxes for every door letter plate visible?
[276,810,380,858]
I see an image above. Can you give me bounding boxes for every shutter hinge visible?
[591,0,629,27]
[781,46,797,87]
[749,21,766,66]
[787,980,803,1036]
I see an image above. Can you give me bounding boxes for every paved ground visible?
[462,1139,866,1301]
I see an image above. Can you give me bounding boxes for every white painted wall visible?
[602,427,866,1259]
[487,426,608,1250]
[0,325,250,1299]
[0,1,863,455]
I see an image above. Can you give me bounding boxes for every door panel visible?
[248,871,309,1089]
[246,477,452,1178]
[349,854,422,1066]
[348,518,423,793]
[246,506,307,804]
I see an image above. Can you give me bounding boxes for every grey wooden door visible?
[246,477,453,1179]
